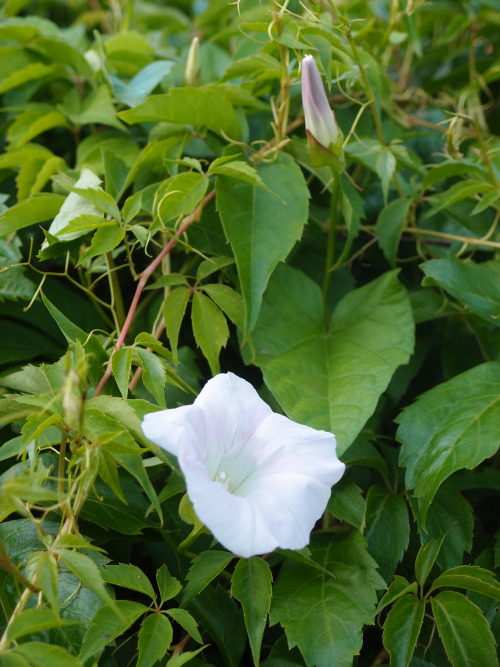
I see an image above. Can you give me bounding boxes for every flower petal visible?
[301,55,338,149]
[141,404,203,457]
[141,372,345,558]
[177,411,344,557]
[193,373,273,466]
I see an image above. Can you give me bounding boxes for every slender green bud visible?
[185,36,200,86]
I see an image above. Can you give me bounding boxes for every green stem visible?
[105,252,126,330]
[57,428,68,500]
[322,174,340,320]
[0,587,34,652]
[347,27,404,197]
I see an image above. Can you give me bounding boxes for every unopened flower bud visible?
[301,55,344,171]
[185,36,200,87]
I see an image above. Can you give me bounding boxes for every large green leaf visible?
[191,290,229,375]
[137,613,173,667]
[429,565,500,600]
[119,85,242,139]
[101,564,156,600]
[421,257,500,327]
[383,595,425,667]
[154,172,208,226]
[413,485,473,570]
[0,519,104,654]
[231,557,272,667]
[0,240,35,301]
[187,585,246,667]
[375,197,412,268]
[269,532,384,667]
[397,362,500,524]
[250,265,414,454]
[79,600,149,663]
[181,551,235,607]
[11,642,83,667]
[327,478,366,532]
[431,591,497,667]
[216,153,309,333]
[6,609,79,641]
[0,194,64,236]
[364,485,410,583]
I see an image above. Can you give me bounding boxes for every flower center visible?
[215,470,233,491]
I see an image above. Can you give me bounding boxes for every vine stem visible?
[322,174,340,319]
[93,189,216,397]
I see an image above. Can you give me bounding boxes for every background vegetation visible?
[0,0,499,665]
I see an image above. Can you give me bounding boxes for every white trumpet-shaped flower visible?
[142,372,345,558]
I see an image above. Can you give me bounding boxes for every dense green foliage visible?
[0,0,499,665]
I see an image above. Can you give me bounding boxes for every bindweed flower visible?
[301,54,344,171]
[142,372,345,558]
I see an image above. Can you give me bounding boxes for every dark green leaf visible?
[375,197,412,267]
[431,591,497,667]
[79,600,149,663]
[365,486,410,583]
[0,194,64,236]
[181,551,235,607]
[383,595,425,667]
[191,290,229,375]
[6,609,79,641]
[156,564,182,603]
[111,348,133,399]
[101,564,156,599]
[429,566,500,599]
[11,642,83,667]
[415,485,473,570]
[421,257,500,327]
[137,613,173,667]
[217,152,309,333]
[119,86,242,139]
[187,584,246,667]
[232,557,273,666]
[270,532,385,667]
[166,608,203,644]
[327,478,366,532]
[251,265,414,455]
[163,286,191,363]
[398,362,500,524]
[58,550,116,611]
[79,223,125,264]
[376,576,418,614]
[201,283,244,331]
[137,348,167,407]
[415,537,446,588]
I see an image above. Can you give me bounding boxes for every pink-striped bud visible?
[301,55,344,171]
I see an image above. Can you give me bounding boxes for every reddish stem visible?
[94,189,216,397]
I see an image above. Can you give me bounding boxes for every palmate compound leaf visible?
[269,532,385,667]
[249,265,414,455]
[397,361,500,525]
